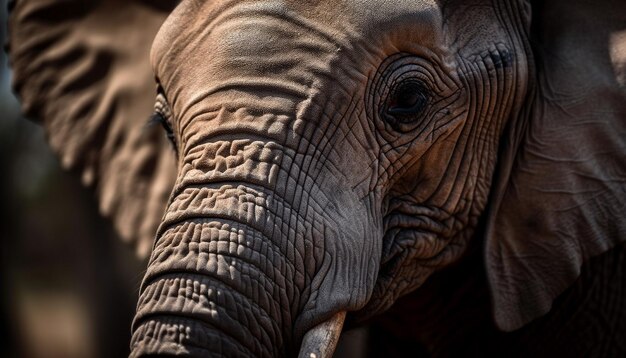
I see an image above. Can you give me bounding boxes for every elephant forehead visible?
[190,9,342,85]
[151,0,445,91]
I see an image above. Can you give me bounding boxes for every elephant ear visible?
[485,0,626,331]
[8,0,179,258]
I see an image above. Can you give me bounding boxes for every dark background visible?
[0,1,146,357]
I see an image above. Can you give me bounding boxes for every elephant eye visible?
[151,112,174,140]
[386,81,429,120]
[151,83,178,154]
[149,111,177,155]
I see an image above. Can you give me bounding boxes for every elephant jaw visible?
[298,311,346,358]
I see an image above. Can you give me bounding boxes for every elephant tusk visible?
[298,311,346,358]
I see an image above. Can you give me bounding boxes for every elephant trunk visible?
[129,184,301,357]
[127,135,361,357]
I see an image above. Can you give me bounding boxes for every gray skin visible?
[8,0,626,356]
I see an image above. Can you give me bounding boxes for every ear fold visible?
[484,0,626,331]
[8,0,179,258]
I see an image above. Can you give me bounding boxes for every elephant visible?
[8,0,626,356]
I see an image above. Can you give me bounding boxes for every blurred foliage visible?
[1,1,146,357]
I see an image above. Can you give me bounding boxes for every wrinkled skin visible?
[131,1,527,355]
[8,0,626,356]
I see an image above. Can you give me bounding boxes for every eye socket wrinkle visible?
[367,53,454,137]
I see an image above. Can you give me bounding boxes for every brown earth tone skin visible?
[8,0,626,356]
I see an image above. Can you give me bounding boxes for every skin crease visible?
[130,0,527,356]
[8,0,626,356]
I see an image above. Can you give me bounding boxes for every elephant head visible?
[8,0,626,356]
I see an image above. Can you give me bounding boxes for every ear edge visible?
[8,0,179,258]
[484,0,626,331]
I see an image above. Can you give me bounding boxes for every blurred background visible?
[0,1,146,357]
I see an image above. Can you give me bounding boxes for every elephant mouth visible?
[380,228,443,266]
[378,222,450,284]
[350,252,437,324]
[380,206,456,265]
[349,215,459,323]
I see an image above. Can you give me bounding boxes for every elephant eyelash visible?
[149,111,178,155]
[151,83,179,155]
